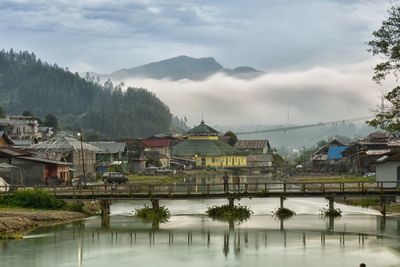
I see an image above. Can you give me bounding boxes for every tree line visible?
[0,49,172,138]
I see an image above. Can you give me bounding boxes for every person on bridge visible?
[223,172,230,192]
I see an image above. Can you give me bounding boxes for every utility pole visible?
[77,129,86,186]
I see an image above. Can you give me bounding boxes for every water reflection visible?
[1,215,400,267]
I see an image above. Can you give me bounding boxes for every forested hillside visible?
[0,49,172,138]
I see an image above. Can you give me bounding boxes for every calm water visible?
[1,198,400,267]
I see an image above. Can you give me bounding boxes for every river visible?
[1,198,400,266]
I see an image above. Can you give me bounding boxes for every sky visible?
[0,0,395,126]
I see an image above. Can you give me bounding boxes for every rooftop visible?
[186,120,219,135]
[26,133,101,152]
[234,140,270,150]
[172,139,244,157]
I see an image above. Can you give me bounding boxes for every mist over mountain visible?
[93,55,264,81]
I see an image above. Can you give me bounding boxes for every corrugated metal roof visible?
[172,139,244,157]
[234,140,269,150]
[26,133,100,152]
[89,142,126,154]
[0,147,32,157]
[138,138,171,148]
[17,156,73,166]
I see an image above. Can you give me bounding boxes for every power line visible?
[235,116,371,135]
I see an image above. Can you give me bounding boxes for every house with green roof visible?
[172,120,247,168]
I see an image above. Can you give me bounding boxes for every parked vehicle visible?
[102,172,128,184]
[0,177,9,192]
[141,166,175,175]
[157,167,175,175]
[141,166,159,175]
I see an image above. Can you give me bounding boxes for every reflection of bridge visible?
[5,181,399,226]
[51,221,391,260]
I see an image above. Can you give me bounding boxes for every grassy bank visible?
[0,189,92,236]
[340,197,400,214]
[295,175,375,183]
[128,174,184,185]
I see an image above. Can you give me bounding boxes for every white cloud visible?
[122,59,390,126]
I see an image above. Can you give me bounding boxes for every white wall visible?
[376,162,400,187]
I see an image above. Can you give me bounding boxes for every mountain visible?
[104,55,264,81]
[0,49,172,139]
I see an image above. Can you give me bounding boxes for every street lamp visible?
[77,129,86,186]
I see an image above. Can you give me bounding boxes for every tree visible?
[0,105,5,118]
[224,131,238,146]
[43,114,58,130]
[367,5,400,132]
[22,110,33,116]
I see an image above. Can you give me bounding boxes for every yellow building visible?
[172,120,246,168]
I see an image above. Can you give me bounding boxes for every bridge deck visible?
[5,181,399,200]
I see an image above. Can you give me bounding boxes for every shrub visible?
[320,205,342,217]
[66,201,85,212]
[134,205,170,223]
[0,189,65,209]
[206,204,252,222]
[272,207,296,219]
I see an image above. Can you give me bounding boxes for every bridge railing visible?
[0,181,398,197]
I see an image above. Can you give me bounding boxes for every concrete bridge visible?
[7,181,400,226]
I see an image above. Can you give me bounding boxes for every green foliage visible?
[272,207,296,219]
[65,201,85,212]
[320,205,342,218]
[367,5,400,131]
[224,131,238,146]
[22,110,33,116]
[134,205,171,223]
[0,189,65,209]
[107,164,124,173]
[0,49,172,138]
[368,5,400,83]
[0,105,5,118]
[43,114,58,130]
[206,204,252,222]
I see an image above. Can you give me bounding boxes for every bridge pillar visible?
[380,196,386,217]
[151,199,160,211]
[327,197,334,213]
[280,196,285,209]
[100,200,111,227]
[228,198,234,208]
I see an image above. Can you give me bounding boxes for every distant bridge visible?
[235,116,371,135]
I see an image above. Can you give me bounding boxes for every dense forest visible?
[0,49,173,138]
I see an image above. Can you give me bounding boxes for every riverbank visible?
[0,208,88,238]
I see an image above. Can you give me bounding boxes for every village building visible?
[172,120,247,168]
[376,151,400,187]
[25,133,100,180]
[0,115,39,141]
[311,140,348,173]
[136,138,171,167]
[343,131,400,174]
[234,140,272,154]
[0,132,72,185]
[234,139,273,168]
[89,141,127,174]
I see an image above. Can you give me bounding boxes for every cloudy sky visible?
[0,0,395,126]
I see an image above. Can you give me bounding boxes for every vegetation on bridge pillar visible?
[100,200,111,227]
[273,197,295,220]
[151,199,160,211]
[321,197,342,218]
[228,198,234,209]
